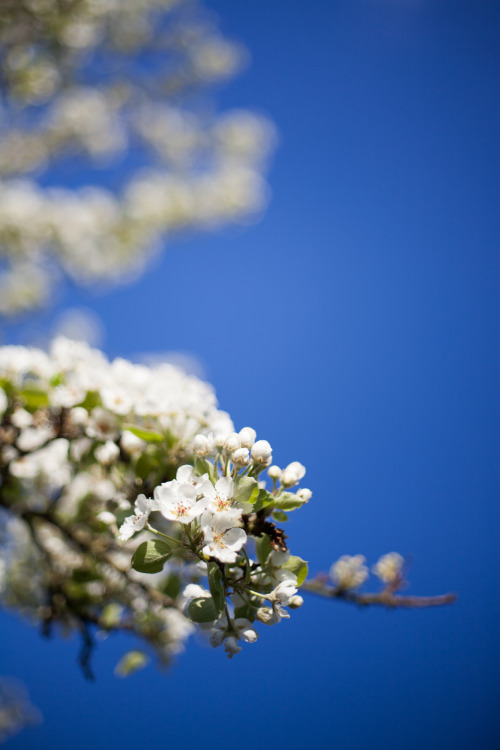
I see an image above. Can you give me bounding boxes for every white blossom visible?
[330,555,369,590]
[201,512,246,563]
[118,495,154,541]
[373,552,405,585]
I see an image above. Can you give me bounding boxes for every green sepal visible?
[283,555,308,586]
[131,540,171,573]
[188,597,219,623]
[272,492,307,511]
[234,476,259,505]
[114,650,150,677]
[207,562,225,614]
[255,534,272,566]
[272,510,289,523]
[124,424,164,443]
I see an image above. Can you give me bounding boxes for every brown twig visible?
[301,578,457,608]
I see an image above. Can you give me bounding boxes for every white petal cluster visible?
[0,338,314,662]
[330,555,369,590]
[372,552,405,585]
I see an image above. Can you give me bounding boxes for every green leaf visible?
[253,489,275,512]
[131,540,171,573]
[207,562,225,614]
[234,476,259,505]
[283,555,308,586]
[161,573,181,600]
[49,373,64,387]
[272,510,289,523]
[188,597,219,623]
[78,390,101,411]
[114,650,150,677]
[234,603,256,622]
[272,492,307,511]
[255,534,272,566]
[124,424,164,443]
[19,388,49,411]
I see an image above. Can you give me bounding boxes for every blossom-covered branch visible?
[0,0,275,315]
[0,339,455,675]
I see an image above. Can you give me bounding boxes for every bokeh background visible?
[1,0,499,748]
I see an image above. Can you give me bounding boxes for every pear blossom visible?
[199,477,241,518]
[118,494,154,541]
[281,461,306,487]
[330,555,369,590]
[201,512,246,563]
[373,552,405,585]
[155,482,205,524]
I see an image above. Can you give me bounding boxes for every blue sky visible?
[2,1,499,748]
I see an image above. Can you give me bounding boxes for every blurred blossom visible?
[0,677,42,744]
[52,308,105,348]
[0,0,276,316]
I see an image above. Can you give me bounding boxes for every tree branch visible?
[301,578,457,608]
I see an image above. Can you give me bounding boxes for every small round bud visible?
[297,488,312,502]
[232,447,250,466]
[239,426,257,448]
[268,465,282,480]
[192,434,214,456]
[214,432,228,450]
[288,595,304,609]
[251,439,273,465]
[281,461,306,487]
[224,432,241,453]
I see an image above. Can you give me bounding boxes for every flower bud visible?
[251,439,272,465]
[297,488,312,502]
[281,461,306,487]
[288,595,304,609]
[268,465,282,480]
[232,447,250,466]
[239,426,256,448]
[224,432,241,453]
[192,433,214,456]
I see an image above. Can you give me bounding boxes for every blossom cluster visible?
[119,428,312,658]
[330,552,406,591]
[0,338,310,664]
[0,1,276,315]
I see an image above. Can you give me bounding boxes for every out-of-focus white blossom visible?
[373,552,405,585]
[0,1,276,316]
[330,555,369,590]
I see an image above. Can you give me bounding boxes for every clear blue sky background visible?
[2,1,499,748]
